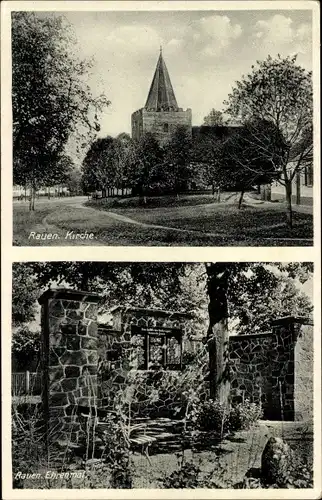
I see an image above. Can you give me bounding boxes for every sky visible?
[55,9,312,138]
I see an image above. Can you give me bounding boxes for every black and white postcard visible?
[1,1,320,499]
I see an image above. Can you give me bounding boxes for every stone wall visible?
[131,109,144,142]
[229,318,313,421]
[110,306,193,373]
[97,307,194,417]
[131,108,192,145]
[38,287,313,449]
[38,289,101,444]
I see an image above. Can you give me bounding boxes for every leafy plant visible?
[195,399,230,435]
[229,400,263,431]
[163,460,200,488]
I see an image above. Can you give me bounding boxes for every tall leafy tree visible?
[12,264,39,326]
[12,12,110,209]
[12,264,41,369]
[191,128,230,195]
[65,166,83,196]
[130,133,164,204]
[114,133,135,195]
[219,119,285,208]
[203,109,225,126]
[81,136,118,195]
[224,55,313,228]
[164,126,192,196]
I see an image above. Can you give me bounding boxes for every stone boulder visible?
[261,437,312,488]
[261,437,294,486]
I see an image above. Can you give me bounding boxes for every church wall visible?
[131,109,144,142]
[142,109,192,145]
[131,108,192,145]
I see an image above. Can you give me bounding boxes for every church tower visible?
[131,49,192,145]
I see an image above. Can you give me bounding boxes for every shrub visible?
[229,399,263,431]
[162,453,229,489]
[163,461,200,488]
[12,404,48,487]
[98,413,132,488]
[195,399,230,434]
[193,398,262,435]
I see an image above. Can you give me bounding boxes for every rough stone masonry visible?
[39,288,101,444]
[38,288,313,448]
[229,317,313,421]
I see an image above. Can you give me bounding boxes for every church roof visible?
[144,49,179,112]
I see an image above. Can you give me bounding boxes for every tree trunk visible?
[28,183,33,211]
[238,189,245,209]
[265,184,271,201]
[296,172,301,205]
[31,186,36,210]
[212,183,215,196]
[285,181,293,229]
[206,263,231,406]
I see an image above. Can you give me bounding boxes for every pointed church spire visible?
[145,50,179,112]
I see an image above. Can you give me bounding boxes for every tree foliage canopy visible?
[224,55,313,224]
[82,136,118,192]
[12,12,109,194]
[13,262,313,339]
[203,109,225,127]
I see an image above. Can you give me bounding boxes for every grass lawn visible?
[13,194,313,246]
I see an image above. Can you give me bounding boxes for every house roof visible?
[144,49,179,112]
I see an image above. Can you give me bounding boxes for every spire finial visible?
[160,45,162,55]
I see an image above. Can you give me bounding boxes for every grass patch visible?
[141,205,313,239]
[13,196,313,246]
[13,205,54,246]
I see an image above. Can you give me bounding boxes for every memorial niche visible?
[130,325,182,370]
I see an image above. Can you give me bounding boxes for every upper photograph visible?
[11,8,315,246]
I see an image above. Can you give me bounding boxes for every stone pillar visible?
[38,288,101,445]
[271,316,313,421]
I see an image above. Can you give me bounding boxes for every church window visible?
[163,123,169,132]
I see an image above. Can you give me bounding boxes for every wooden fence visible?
[12,371,42,395]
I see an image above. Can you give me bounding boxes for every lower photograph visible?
[11,261,314,490]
